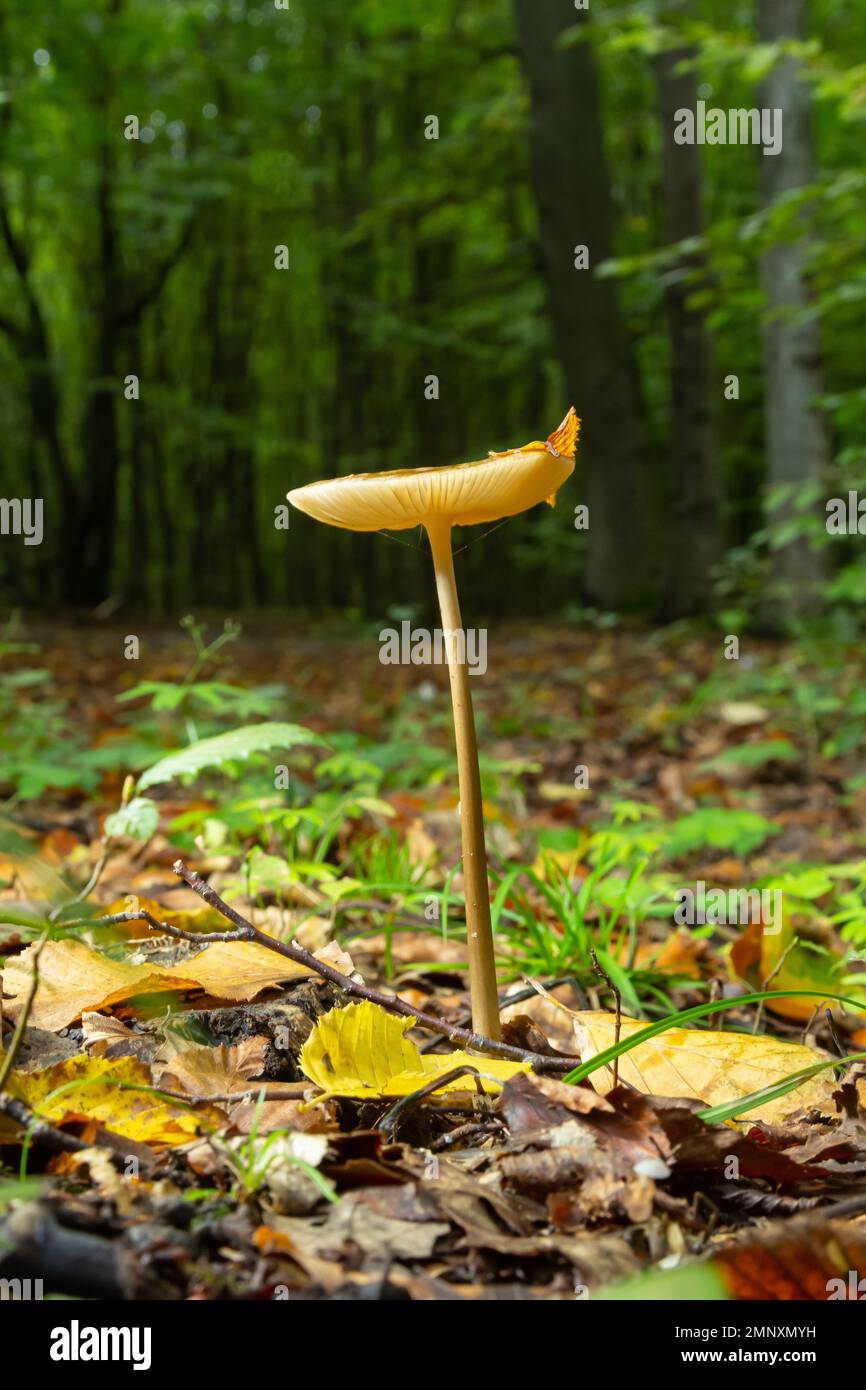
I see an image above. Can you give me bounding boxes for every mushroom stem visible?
[426,517,501,1041]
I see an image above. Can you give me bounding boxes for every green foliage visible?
[658,808,780,859]
[0,653,154,799]
[138,722,325,791]
[704,740,798,771]
[104,796,160,842]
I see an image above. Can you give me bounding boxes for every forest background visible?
[0,0,863,630]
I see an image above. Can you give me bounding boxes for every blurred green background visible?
[0,0,864,627]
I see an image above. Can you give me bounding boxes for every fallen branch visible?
[101,860,585,1074]
[0,1093,92,1157]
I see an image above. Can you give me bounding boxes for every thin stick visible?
[426,518,500,1041]
[591,948,622,1089]
[378,1065,488,1136]
[0,931,48,1094]
[99,862,583,1073]
[0,1093,99,1158]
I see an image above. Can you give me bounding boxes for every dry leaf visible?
[81,1011,159,1062]
[300,1000,529,1102]
[155,1038,270,1098]
[716,1216,866,1300]
[3,936,355,1029]
[2,940,200,1030]
[176,937,353,1003]
[572,1011,834,1124]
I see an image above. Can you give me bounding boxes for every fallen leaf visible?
[299,1000,529,1102]
[181,938,354,1003]
[6,1055,212,1145]
[81,1012,160,1062]
[728,916,864,1023]
[631,930,704,979]
[716,1216,866,1300]
[155,1038,270,1098]
[2,936,355,1029]
[572,1010,837,1124]
[268,1189,449,1261]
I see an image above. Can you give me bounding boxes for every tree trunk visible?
[513,0,652,609]
[757,0,828,614]
[76,147,121,605]
[654,6,721,618]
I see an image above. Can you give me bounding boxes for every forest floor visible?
[1,617,866,1301]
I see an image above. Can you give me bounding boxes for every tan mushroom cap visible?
[288,408,579,533]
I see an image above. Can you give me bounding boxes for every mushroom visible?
[288,408,579,1041]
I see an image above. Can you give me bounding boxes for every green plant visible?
[209,1091,337,1204]
[118,617,286,743]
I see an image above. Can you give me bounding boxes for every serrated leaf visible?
[138,722,325,790]
[299,1000,529,1102]
[104,796,159,841]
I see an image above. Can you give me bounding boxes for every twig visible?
[753,936,798,1035]
[180,860,587,1071]
[590,948,622,1088]
[0,1093,92,1157]
[430,1118,506,1152]
[98,861,586,1074]
[0,930,48,1094]
[378,1066,488,1136]
[155,1084,309,1107]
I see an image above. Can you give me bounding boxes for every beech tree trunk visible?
[654,6,721,618]
[757,0,829,613]
[513,0,652,609]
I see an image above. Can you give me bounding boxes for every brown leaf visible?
[155,1038,270,1098]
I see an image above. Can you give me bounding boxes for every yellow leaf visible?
[103,895,227,938]
[300,1000,529,1102]
[2,937,354,1029]
[572,1011,833,1125]
[7,1055,212,1146]
[179,938,353,1003]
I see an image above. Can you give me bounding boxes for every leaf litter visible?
[2,622,866,1300]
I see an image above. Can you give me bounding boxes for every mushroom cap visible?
[288,409,579,533]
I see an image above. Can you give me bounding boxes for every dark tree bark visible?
[513,0,652,609]
[654,5,721,617]
[757,0,829,614]
[0,194,77,602]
